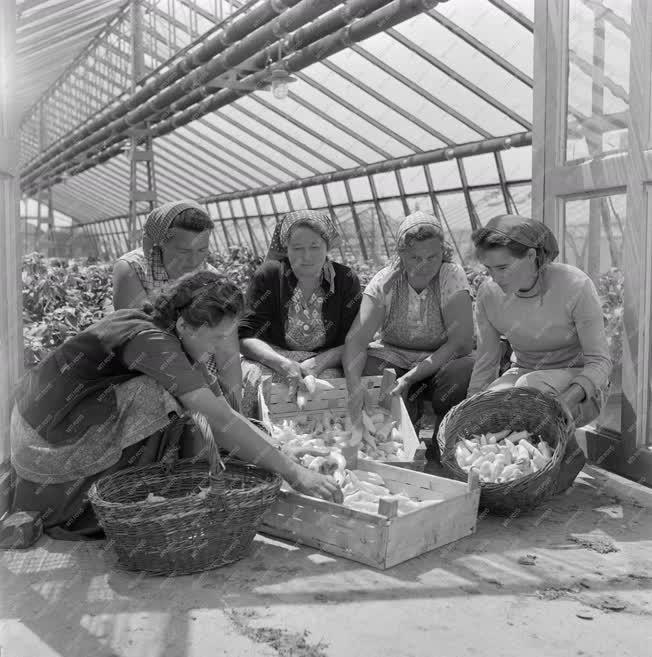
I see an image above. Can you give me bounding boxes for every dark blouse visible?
[238,258,362,351]
[16,309,219,444]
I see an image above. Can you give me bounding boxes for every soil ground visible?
[1,467,651,657]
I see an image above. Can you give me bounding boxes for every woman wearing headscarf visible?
[239,210,362,418]
[344,211,475,452]
[467,214,612,427]
[113,200,242,411]
[6,271,341,546]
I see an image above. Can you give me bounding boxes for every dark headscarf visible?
[482,215,559,267]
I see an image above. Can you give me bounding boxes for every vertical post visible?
[457,159,481,230]
[343,179,368,261]
[0,0,23,513]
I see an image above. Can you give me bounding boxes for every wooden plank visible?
[384,492,480,568]
[261,496,388,569]
[581,464,652,509]
[360,460,468,498]
[0,0,22,518]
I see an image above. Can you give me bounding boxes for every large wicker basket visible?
[88,415,282,575]
[437,387,583,515]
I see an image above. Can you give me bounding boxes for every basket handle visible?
[188,412,226,478]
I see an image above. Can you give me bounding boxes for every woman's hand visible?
[299,357,319,378]
[557,383,584,427]
[390,375,412,399]
[278,358,304,402]
[289,466,344,503]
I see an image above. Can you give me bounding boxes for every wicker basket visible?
[437,387,582,515]
[88,414,282,575]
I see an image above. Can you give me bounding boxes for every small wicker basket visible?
[88,413,282,575]
[437,387,582,515]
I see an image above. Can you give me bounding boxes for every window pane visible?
[405,193,434,215]
[563,194,626,434]
[399,166,429,194]
[306,185,328,207]
[288,189,307,210]
[427,160,461,191]
[218,201,231,219]
[256,195,273,214]
[354,202,386,264]
[507,183,533,215]
[470,187,509,224]
[463,154,499,186]
[272,193,290,213]
[378,199,406,244]
[349,177,373,201]
[372,172,400,198]
[333,205,361,255]
[326,181,348,205]
[242,197,257,215]
[500,146,532,181]
[437,192,475,264]
[566,0,631,162]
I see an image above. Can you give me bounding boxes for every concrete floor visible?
[1,468,651,657]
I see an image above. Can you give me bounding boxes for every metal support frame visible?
[394,170,411,215]
[200,132,532,204]
[343,179,368,260]
[0,0,23,485]
[423,163,464,264]
[367,175,390,258]
[456,158,481,230]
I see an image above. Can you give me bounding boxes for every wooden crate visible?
[257,374,426,467]
[260,460,481,569]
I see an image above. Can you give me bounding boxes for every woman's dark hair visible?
[169,208,214,233]
[472,227,531,259]
[147,271,244,330]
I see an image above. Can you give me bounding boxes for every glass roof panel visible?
[392,20,529,135]
[229,97,358,170]
[436,0,534,78]
[319,51,449,150]
[355,32,487,142]
[297,65,420,157]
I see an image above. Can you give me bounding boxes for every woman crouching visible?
[9,271,341,542]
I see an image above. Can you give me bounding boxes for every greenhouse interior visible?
[1,1,651,656]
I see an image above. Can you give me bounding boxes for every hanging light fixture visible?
[269,37,296,100]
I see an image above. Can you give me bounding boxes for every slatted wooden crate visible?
[260,460,481,569]
[257,374,426,467]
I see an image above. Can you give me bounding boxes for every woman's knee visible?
[514,370,566,395]
[431,356,474,415]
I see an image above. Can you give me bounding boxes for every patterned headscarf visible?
[265,210,342,261]
[142,200,211,282]
[394,211,453,263]
[265,210,341,290]
[482,215,560,266]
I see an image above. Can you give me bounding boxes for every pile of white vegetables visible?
[339,469,428,515]
[269,407,407,463]
[455,429,555,483]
